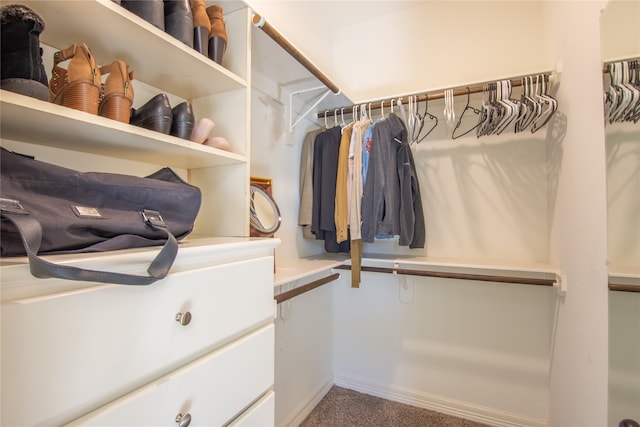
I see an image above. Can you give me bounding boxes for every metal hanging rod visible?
[318,73,553,118]
[335,265,557,287]
[275,272,341,304]
[252,13,341,95]
[603,56,640,74]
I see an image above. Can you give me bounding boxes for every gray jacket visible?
[360,113,425,247]
[361,114,404,242]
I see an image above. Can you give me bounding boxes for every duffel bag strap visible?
[1,201,178,286]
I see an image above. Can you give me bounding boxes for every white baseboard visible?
[333,373,549,427]
[280,378,334,427]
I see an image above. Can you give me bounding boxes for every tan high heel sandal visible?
[99,61,134,124]
[49,43,101,114]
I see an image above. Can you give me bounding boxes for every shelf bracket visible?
[288,86,336,132]
[553,273,567,296]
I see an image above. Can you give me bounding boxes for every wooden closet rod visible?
[252,13,341,95]
[335,265,556,287]
[275,272,341,304]
[318,73,552,118]
[609,283,640,293]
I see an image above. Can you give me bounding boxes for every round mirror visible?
[249,184,281,235]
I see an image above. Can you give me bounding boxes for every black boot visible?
[0,4,49,101]
[130,93,173,134]
[121,0,164,31]
[170,101,194,140]
[164,0,193,48]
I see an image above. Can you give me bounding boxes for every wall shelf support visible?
[288,86,333,132]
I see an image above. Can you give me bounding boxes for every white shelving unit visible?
[1,1,281,425]
[0,0,253,238]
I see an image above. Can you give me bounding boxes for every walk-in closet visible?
[247,1,639,426]
[0,1,638,426]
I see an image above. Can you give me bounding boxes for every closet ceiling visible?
[245,1,428,30]
[236,0,429,104]
[237,1,551,104]
[222,0,426,36]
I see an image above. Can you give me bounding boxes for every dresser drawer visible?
[229,390,275,427]
[67,324,274,426]
[1,256,274,426]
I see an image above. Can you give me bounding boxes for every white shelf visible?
[1,0,253,242]
[0,90,246,169]
[274,254,349,287]
[358,254,561,282]
[609,268,640,286]
[13,0,246,100]
[273,253,563,296]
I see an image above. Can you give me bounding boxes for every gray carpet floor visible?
[300,386,491,427]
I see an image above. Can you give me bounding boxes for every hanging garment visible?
[397,141,425,248]
[348,118,370,240]
[335,124,353,244]
[311,126,350,253]
[348,118,370,287]
[298,127,324,239]
[361,122,374,186]
[361,113,406,243]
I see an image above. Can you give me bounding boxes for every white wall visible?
[274,275,334,427]
[246,1,552,103]
[605,122,640,427]
[330,1,551,103]
[250,69,325,265]
[540,2,610,426]
[356,100,551,264]
[606,121,640,427]
[602,2,640,421]
[332,272,552,426]
[600,0,640,62]
[609,291,640,426]
[606,122,640,272]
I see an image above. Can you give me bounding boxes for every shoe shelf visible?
[14,0,247,100]
[0,89,246,169]
[0,0,252,239]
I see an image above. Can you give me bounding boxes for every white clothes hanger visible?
[444,89,456,136]
[515,76,537,132]
[397,98,408,129]
[407,96,416,141]
[494,80,518,135]
[531,74,557,133]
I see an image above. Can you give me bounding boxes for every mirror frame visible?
[249,180,281,236]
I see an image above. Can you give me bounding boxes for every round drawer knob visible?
[175,311,192,326]
[175,413,191,427]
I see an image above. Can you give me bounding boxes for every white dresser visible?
[1,237,279,426]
